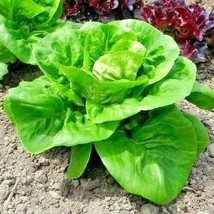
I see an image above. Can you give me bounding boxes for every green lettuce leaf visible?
[0,16,36,64]
[32,0,63,30]
[0,0,63,30]
[0,62,8,80]
[58,64,148,104]
[183,112,209,155]
[4,76,118,154]
[94,105,197,204]
[93,49,145,81]
[87,56,196,123]
[34,19,179,85]
[186,81,214,110]
[3,18,213,205]
[110,19,180,84]
[0,0,63,65]
[0,0,45,21]
[34,20,193,123]
[0,42,16,63]
[66,144,92,179]
[34,22,84,79]
[80,23,137,70]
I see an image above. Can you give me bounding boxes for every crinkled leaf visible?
[87,56,196,123]
[110,19,180,84]
[0,0,45,21]
[0,16,36,64]
[59,65,148,104]
[93,49,145,81]
[66,144,92,179]
[0,16,78,65]
[0,0,64,65]
[80,22,137,70]
[94,105,197,204]
[4,76,118,154]
[0,0,63,30]
[34,22,84,79]
[32,0,63,30]
[139,56,196,109]
[186,81,214,110]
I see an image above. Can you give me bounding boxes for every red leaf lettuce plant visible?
[64,0,214,62]
[4,19,214,204]
[140,0,214,62]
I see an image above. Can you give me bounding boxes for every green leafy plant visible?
[4,19,214,204]
[0,0,64,80]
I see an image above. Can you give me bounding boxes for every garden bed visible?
[0,0,214,214]
[0,46,213,214]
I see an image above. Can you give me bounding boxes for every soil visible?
[0,1,214,214]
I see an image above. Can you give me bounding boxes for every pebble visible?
[51,182,61,190]
[49,190,61,199]
[208,144,214,158]
[15,203,27,213]
[140,204,160,214]
[34,170,47,183]
[71,180,80,188]
[105,196,111,201]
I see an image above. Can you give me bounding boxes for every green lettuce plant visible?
[4,19,214,204]
[0,0,64,80]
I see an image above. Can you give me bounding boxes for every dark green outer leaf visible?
[95,105,198,204]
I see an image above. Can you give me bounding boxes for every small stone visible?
[208,144,214,158]
[34,170,47,183]
[140,204,160,214]
[49,190,61,199]
[109,206,114,211]
[39,157,50,166]
[20,196,28,202]
[105,196,111,201]
[51,182,61,190]
[72,180,80,188]
[15,203,27,213]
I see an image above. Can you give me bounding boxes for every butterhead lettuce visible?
[0,0,63,79]
[4,19,214,204]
